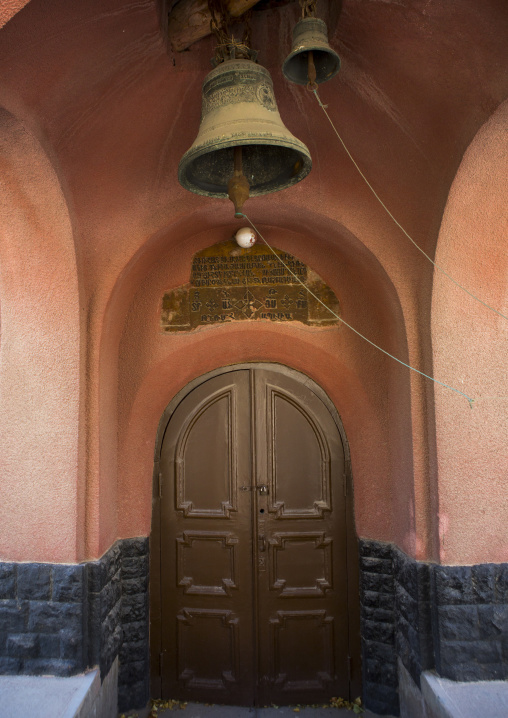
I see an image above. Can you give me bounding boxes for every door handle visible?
[240,484,269,495]
[258,535,266,552]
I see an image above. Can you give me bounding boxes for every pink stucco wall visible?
[0,109,83,563]
[113,215,415,557]
[432,99,508,565]
[0,0,506,566]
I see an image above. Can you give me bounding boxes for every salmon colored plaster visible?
[113,213,415,557]
[0,0,506,563]
[432,100,508,565]
[0,109,82,563]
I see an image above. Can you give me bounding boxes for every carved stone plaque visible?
[161,240,340,332]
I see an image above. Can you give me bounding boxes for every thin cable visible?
[311,87,508,323]
[240,213,475,408]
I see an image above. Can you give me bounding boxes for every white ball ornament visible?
[235,227,257,248]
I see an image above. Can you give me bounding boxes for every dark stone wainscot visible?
[0,537,149,712]
[359,539,508,716]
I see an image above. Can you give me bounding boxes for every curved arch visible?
[153,363,353,472]
[103,203,416,557]
[0,108,82,562]
[431,98,508,564]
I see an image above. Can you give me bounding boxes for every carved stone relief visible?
[161,239,340,332]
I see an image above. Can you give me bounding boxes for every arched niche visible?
[431,99,508,565]
[104,206,416,555]
[0,108,82,562]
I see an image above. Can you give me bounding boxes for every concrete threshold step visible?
[0,670,100,718]
[123,702,381,718]
[421,672,508,718]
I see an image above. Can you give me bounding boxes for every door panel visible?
[254,370,349,705]
[160,367,351,706]
[160,371,254,705]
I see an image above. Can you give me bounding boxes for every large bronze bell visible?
[283,17,340,85]
[178,58,312,214]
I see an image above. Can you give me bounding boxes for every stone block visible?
[119,658,148,684]
[394,548,418,601]
[102,544,122,587]
[361,589,395,612]
[120,639,148,664]
[433,565,473,605]
[100,572,122,621]
[7,633,39,658]
[118,677,150,712]
[101,624,122,678]
[123,575,149,596]
[441,656,505,682]
[27,601,81,633]
[87,560,103,594]
[438,605,480,641]
[0,564,16,600]
[122,555,149,581]
[365,657,398,687]
[38,633,60,658]
[362,604,394,624]
[0,657,22,674]
[17,564,51,601]
[363,618,395,644]
[122,537,149,559]
[102,597,121,637]
[478,604,508,639]
[495,564,508,604]
[362,638,397,664]
[363,680,399,716]
[396,582,417,625]
[124,619,149,643]
[361,571,394,595]
[396,630,422,687]
[360,556,392,575]
[122,592,148,623]
[52,564,84,602]
[397,613,419,656]
[60,628,83,662]
[359,539,393,561]
[439,639,503,680]
[471,564,496,604]
[396,628,412,666]
[0,601,28,632]
[87,593,102,665]
[23,658,77,676]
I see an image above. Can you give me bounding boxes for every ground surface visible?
[120,700,379,718]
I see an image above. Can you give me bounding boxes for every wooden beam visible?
[168,0,261,53]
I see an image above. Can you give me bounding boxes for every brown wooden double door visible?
[159,367,353,706]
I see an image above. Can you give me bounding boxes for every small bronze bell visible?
[178,58,312,215]
[283,17,340,86]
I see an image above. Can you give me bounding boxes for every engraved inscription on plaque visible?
[161,240,340,332]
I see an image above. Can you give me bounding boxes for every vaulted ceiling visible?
[1,0,506,277]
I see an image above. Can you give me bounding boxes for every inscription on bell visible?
[161,240,340,332]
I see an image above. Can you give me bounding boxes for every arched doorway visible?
[151,364,360,706]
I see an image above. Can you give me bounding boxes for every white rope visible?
[311,87,508,323]
[240,212,475,408]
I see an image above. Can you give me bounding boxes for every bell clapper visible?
[307,50,317,89]
[228,145,250,218]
